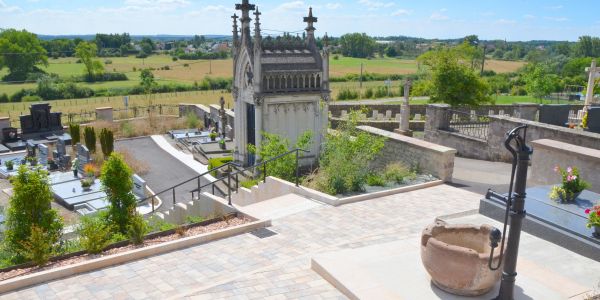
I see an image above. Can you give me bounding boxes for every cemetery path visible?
[115,137,213,212]
[451,157,527,195]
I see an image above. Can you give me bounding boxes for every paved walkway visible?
[115,137,215,211]
[3,185,481,299]
[451,156,523,195]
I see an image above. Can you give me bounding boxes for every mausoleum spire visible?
[303,7,317,44]
[254,7,262,43]
[232,14,239,48]
[236,0,255,46]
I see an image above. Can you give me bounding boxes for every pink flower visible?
[572,175,577,181]
[566,175,573,182]
[567,167,573,174]
[586,209,591,214]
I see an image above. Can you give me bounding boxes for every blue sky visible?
[0,0,599,41]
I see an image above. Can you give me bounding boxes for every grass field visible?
[0,55,525,96]
[384,95,575,105]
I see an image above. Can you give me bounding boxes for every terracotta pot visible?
[421,220,502,296]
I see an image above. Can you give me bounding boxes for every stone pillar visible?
[0,117,10,143]
[95,107,113,122]
[425,104,451,132]
[395,80,413,137]
[514,103,539,121]
[254,103,263,162]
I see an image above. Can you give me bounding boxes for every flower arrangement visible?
[586,205,600,229]
[5,160,13,171]
[80,177,94,189]
[209,131,218,140]
[83,163,97,178]
[549,165,589,202]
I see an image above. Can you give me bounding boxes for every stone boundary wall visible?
[329,104,426,118]
[357,126,456,182]
[488,115,600,162]
[530,139,600,194]
[330,117,424,132]
[425,104,600,162]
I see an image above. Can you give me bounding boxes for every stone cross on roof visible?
[254,7,261,36]
[236,0,255,21]
[303,7,317,31]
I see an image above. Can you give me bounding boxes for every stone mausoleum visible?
[231,0,330,165]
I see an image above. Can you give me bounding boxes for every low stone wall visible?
[330,117,424,132]
[357,126,456,182]
[488,115,600,162]
[530,139,600,194]
[179,103,211,126]
[329,103,427,118]
[425,129,492,161]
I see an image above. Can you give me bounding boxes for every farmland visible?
[0,55,525,96]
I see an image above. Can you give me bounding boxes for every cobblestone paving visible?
[3,185,480,299]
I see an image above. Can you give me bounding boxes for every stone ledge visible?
[357,126,456,154]
[335,180,444,206]
[531,139,600,160]
[0,219,270,295]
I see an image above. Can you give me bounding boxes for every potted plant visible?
[5,160,13,171]
[585,205,600,238]
[549,165,590,202]
[209,131,217,141]
[83,163,97,178]
[80,178,94,191]
[47,158,58,171]
[27,156,38,166]
[219,139,226,150]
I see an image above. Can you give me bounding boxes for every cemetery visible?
[0,1,599,299]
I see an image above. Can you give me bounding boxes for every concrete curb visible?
[0,219,270,295]
[335,180,444,206]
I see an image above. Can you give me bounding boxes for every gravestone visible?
[19,103,63,137]
[341,110,348,118]
[539,105,570,126]
[76,144,90,175]
[414,114,422,121]
[587,107,600,133]
[26,140,36,157]
[132,174,147,198]
[56,137,66,156]
[37,144,48,166]
[385,110,392,119]
[2,128,18,143]
[372,110,379,120]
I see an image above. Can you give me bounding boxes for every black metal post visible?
[236,173,239,190]
[227,172,232,206]
[212,184,215,195]
[152,195,155,213]
[172,189,176,205]
[263,162,267,183]
[494,127,532,300]
[197,177,201,196]
[295,149,299,187]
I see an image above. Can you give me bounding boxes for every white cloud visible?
[0,0,21,13]
[391,9,411,16]
[545,16,568,22]
[430,12,448,21]
[326,3,342,10]
[495,19,517,25]
[273,1,305,13]
[523,14,535,20]
[358,0,394,11]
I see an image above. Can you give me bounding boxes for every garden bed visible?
[0,214,251,282]
[335,174,438,198]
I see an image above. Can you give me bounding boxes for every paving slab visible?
[239,193,324,220]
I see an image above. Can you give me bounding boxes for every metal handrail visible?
[190,148,311,206]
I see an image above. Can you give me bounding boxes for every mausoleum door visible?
[246,103,256,165]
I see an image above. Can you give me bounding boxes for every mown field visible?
[0,55,525,96]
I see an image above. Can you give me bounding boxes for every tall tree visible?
[0,29,48,81]
[523,63,559,100]
[418,46,491,106]
[339,33,376,58]
[75,42,104,81]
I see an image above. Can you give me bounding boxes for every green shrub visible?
[310,111,385,195]
[185,215,205,224]
[83,127,96,153]
[208,157,233,176]
[69,124,81,145]
[78,215,112,254]
[0,93,8,103]
[22,95,42,102]
[127,213,148,245]
[383,162,416,184]
[366,173,386,186]
[147,216,176,232]
[99,128,114,157]
[248,131,312,182]
[102,153,137,234]
[20,225,54,266]
[240,179,260,189]
[4,166,63,262]
[109,232,128,243]
[336,88,359,101]
[363,88,374,99]
[186,111,200,129]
